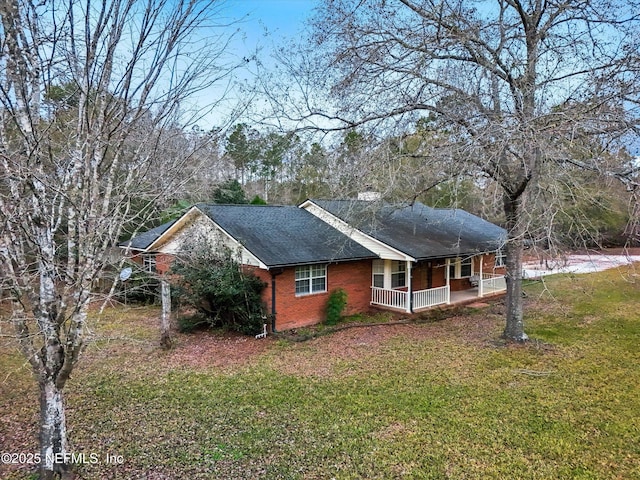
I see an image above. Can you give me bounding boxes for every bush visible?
[170,241,267,335]
[325,288,348,325]
[177,312,209,333]
[249,195,267,205]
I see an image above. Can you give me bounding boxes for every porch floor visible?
[449,288,481,304]
[450,287,505,305]
[412,287,505,312]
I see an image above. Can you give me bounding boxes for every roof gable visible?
[195,204,377,268]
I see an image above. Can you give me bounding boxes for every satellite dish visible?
[119,267,132,281]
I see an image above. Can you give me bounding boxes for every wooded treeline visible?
[144,120,639,251]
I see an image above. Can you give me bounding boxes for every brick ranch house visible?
[122,199,507,331]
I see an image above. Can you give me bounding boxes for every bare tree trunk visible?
[503,194,528,342]
[39,378,71,479]
[1,0,242,469]
[160,279,174,350]
[273,0,640,341]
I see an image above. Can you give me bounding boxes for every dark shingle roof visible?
[197,204,377,268]
[120,218,178,251]
[310,199,506,260]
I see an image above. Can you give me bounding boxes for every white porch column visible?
[406,260,412,313]
[384,259,391,289]
[445,258,451,304]
[478,255,484,297]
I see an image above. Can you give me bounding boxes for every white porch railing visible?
[481,273,506,294]
[413,285,450,310]
[371,285,452,311]
[371,287,408,310]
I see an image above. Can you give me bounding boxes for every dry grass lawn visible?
[1,265,639,479]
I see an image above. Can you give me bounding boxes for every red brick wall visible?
[412,261,452,289]
[412,263,428,290]
[253,260,373,331]
[156,253,174,274]
[430,262,447,288]
[129,253,143,267]
[128,252,174,275]
[478,253,506,274]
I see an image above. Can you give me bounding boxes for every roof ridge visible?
[198,203,294,208]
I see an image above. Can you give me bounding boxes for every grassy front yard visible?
[1,266,639,479]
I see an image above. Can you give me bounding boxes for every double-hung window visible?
[460,257,472,277]
[295,265,327,295]
[143,254,157,273]
[495,248,507,267]
[372,260,407,289]
[448,257,473,279]
[391,261,406,288]
[372,260,385,288]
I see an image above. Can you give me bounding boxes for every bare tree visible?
[266,0,640,341]
[0,0,240,477]
[160,277,174,349]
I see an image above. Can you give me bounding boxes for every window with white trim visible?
[495,248,506,267]
[143,254,157,273]
[295,265,327,295]
[460,257,472,277]
[372,259,384,288]
[448,257,473,279]
[391,261,406,288]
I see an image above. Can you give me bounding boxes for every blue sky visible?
[185,1,317,127]
[231,0,315,30]
[226,0,316,56]
[200,1,639,157]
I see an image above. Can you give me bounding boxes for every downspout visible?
[445,258,451,304]
[478,255,484,298]
[270,268,284,332]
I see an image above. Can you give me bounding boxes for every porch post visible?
[478,255,483,298]
[445,258,451,304]
[406,260,412,313]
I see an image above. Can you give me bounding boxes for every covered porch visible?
[370,256,506,313]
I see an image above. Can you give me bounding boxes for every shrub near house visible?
[325,288,348,325]
[170,240,267,335]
